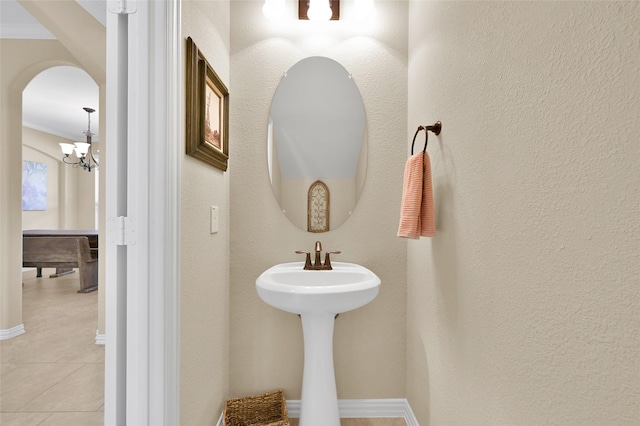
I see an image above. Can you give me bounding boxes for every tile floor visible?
[2,272,405,426]
[0,271,104,426]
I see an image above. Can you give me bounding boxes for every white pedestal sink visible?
[256,262,381,426]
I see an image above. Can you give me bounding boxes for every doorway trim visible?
[104,1,181,424]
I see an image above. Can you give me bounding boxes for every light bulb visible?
[307,0,332,21]
[355,0,376,21]
[263,0,286,21]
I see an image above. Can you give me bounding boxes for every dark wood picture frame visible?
[186,36,229,171]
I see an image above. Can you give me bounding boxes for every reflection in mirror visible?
[268,57,367,232]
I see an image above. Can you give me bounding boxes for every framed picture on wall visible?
[22,160,47,211]
[186,36,229,171]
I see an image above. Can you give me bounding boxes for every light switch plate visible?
[210,206,219,234]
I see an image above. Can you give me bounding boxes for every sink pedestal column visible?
[299,313,340,426]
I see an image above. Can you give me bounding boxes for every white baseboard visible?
[95,330,106,345]
[216,398,418,426]
[0,324,25,340]
[22,268,37,279]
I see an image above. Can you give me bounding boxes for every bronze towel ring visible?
[411,121,442,155]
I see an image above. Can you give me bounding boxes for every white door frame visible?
[104,1,181,424]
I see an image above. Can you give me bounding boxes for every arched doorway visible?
[0,2,107,421]
[23,65,99,232]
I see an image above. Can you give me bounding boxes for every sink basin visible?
[256,261,381,315]
[256,261,380,426]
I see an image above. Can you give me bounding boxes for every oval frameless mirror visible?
[267,57,367,232]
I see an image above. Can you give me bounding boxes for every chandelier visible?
[59,107,99,172]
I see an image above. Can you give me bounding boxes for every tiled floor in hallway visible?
[0,271,104,426]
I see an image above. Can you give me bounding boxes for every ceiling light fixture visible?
[59,107,99,172]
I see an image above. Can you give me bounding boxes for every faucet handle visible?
[323,250,341,270]
[295,250,312,269]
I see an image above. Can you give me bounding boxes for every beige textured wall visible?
[180,1,231,423]
[230,0,408,400]
[407,2,640,424]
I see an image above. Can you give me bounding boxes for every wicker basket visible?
[223,390,290,426]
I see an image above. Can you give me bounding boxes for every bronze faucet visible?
[296,241,341,270]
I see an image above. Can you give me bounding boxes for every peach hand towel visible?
[397,152,436,238]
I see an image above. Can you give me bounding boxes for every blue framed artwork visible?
[22,160,47,211]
